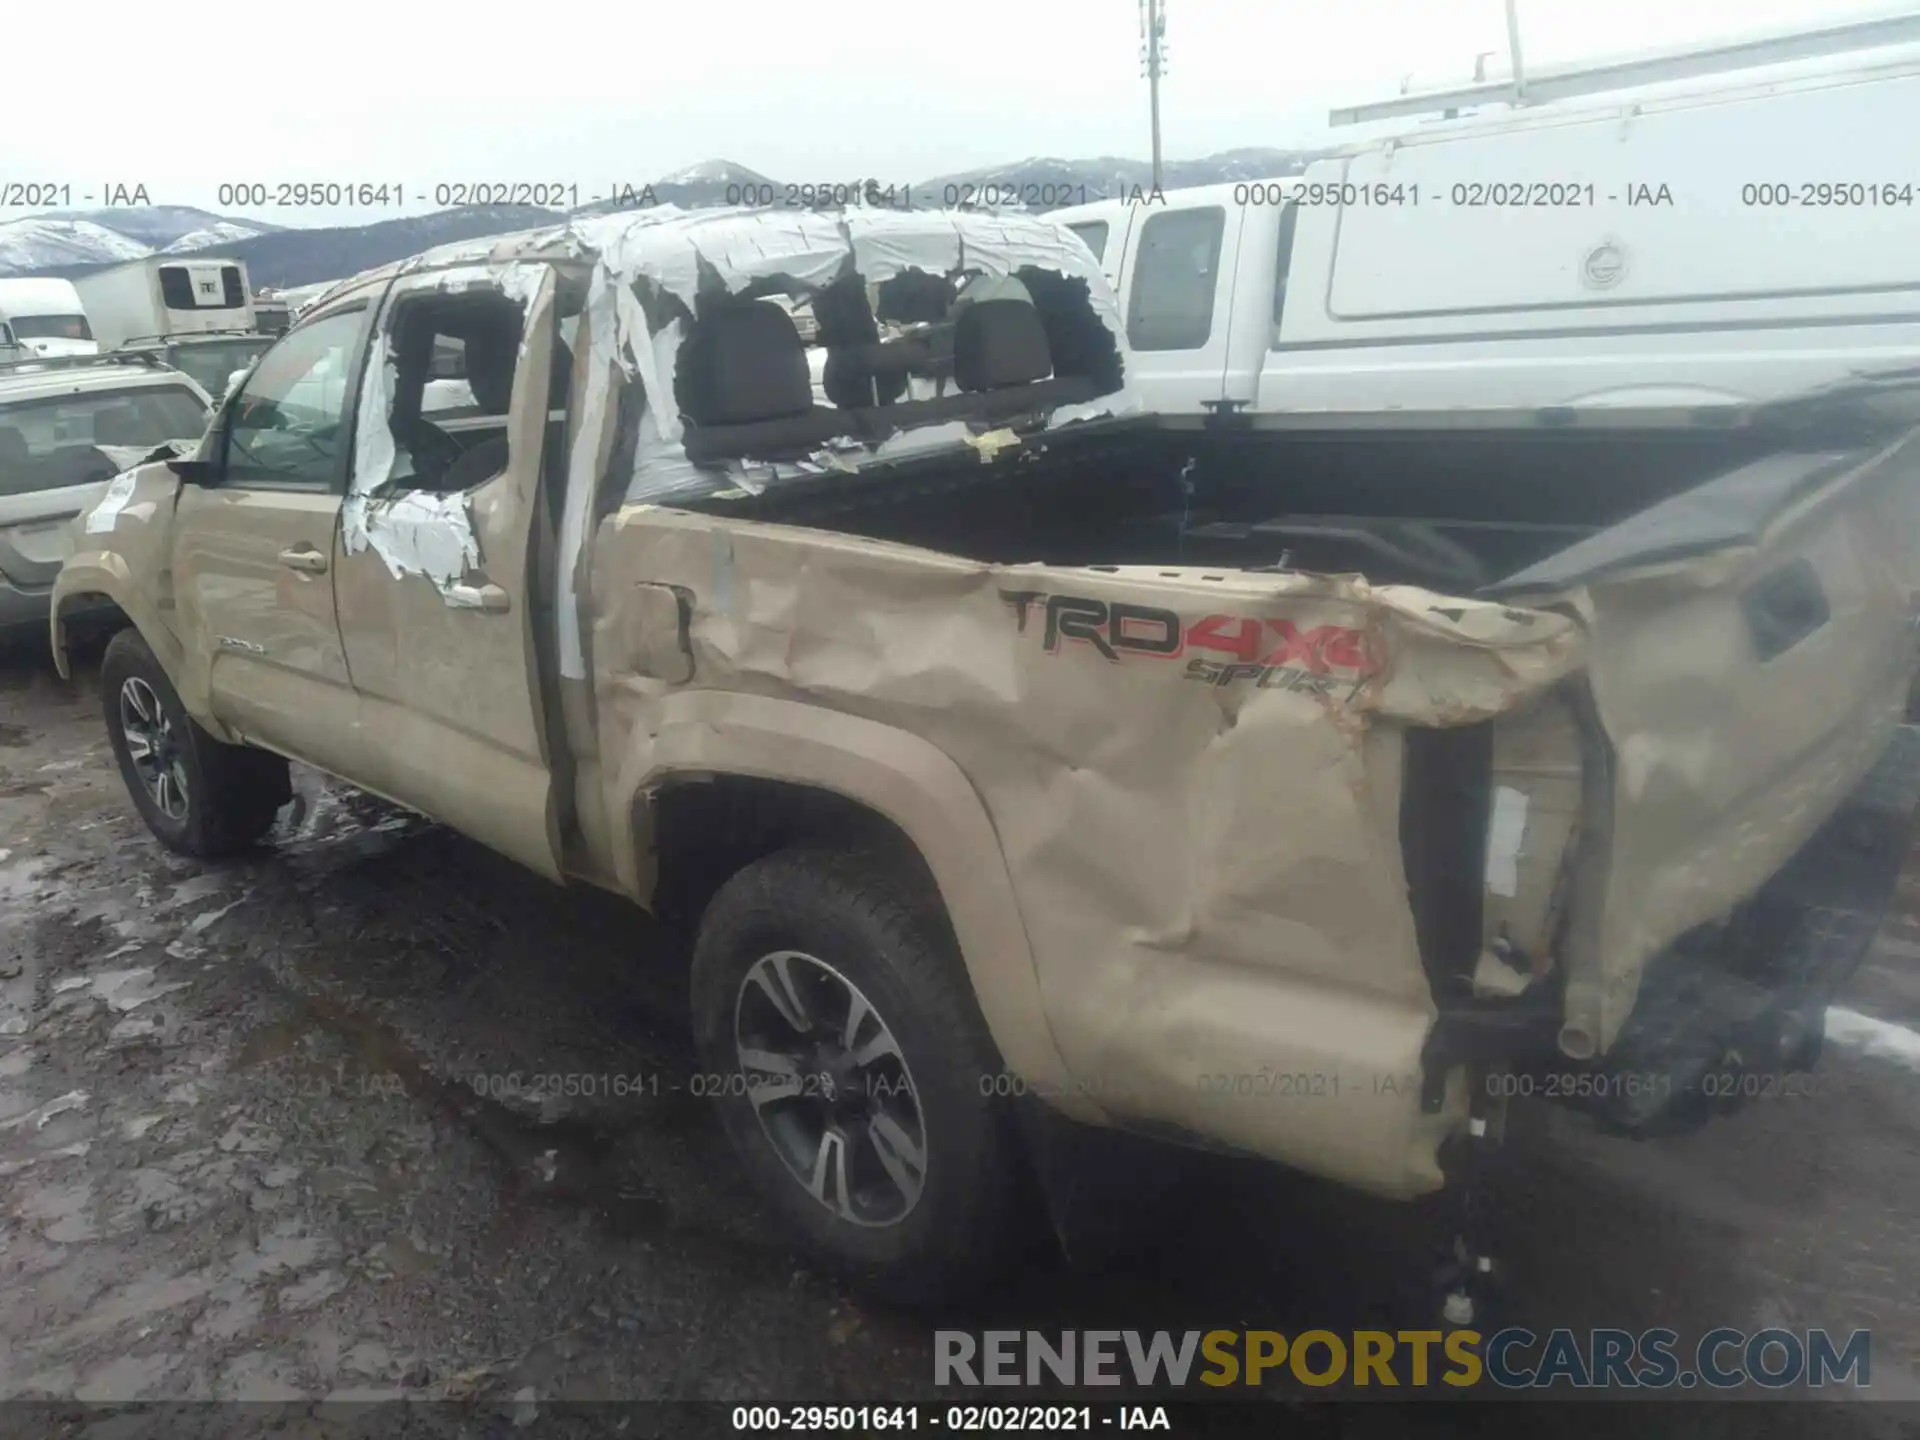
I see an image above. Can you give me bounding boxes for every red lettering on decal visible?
[1260,619,1372,674]
[1186,614,1265,662]
[1320,628,1371,672]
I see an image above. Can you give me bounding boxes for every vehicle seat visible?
[680,302,847,465]
[0,426,26,467]
[437,324,519,492]
[853,300,1099,442]
[954,299,1099,418]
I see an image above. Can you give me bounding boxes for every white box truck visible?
[0,278,100,357]
[71,257,256,351]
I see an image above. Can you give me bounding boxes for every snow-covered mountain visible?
[0,207,276,276]
[0,218,150,272]
[655,159,772,188]
[574,159,782,216]
[0,149,1332,285]
[161,221,269,253]
[918,148,1322,207]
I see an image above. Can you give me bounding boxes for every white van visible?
[1051,14,1920,426]
[0,278,99,358]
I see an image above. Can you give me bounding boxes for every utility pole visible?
[1505,0,1529,104]
[1140,0,1167,188]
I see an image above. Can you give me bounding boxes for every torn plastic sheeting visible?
[342,327,483,596]
[572,207,849,316]
[494,262,545,312]
[346,489,480,590]
[870,420,975,464]
[555,269,622,681]
[427,260,546,312]
[845,208,1126,343]
[531,205,1142,676]
[1047,392,1147,430]
[1485,787,1530,898]
[397,235,513,275]
[83,469,140,535]
[349,332,399,500]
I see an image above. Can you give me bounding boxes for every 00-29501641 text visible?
[730,1405,1170,1430]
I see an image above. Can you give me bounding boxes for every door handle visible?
[445,581,510,614]
[278,545,329,574]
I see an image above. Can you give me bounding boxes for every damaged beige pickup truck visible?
[51,205,1920,1310]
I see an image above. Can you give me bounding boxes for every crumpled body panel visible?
[592,507,1583,1195]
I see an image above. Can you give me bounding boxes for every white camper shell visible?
[0,278,99,358]
[71,257,256,352]
[1050,12,1920,426]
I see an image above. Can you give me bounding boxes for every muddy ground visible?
[1,637,1917,1437]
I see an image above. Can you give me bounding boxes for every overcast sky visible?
[2,0,1891,226]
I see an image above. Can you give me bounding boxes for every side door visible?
[1061,208,1132,296]
[1115,201,1247,414]
[1231,201,1298,412]
[331,263,566,881]
[169,302,372,780]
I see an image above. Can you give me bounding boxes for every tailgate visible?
[1491,425,1920,1054]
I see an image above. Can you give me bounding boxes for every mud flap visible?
[1012,1099,1189,1268]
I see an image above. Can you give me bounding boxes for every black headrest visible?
[875,271,956,326]
[811,281,877,347]
[682,301,813,426]
[954,300,1052,393]
[460,317,522,415]
[92,407,148,446]
[466,343,516,414]
[0,426,26,465]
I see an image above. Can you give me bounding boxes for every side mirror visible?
[167,457,222,486]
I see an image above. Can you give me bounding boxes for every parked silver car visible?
[0,355,211,639]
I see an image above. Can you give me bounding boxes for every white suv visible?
[0,356,212,640]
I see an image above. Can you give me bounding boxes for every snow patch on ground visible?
[1824,1006,1920,1072]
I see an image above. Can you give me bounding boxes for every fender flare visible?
[607,689,1096,1119]
[48,555,244,742]
[49,553,177,681]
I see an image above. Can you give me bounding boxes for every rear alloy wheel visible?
[690,844,1024,1304]
[734,949,929,1227]
[101,627,292,859]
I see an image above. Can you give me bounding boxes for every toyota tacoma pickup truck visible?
[49,205,1920,1309]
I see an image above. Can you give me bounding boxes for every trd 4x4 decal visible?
[999,590,1377,695]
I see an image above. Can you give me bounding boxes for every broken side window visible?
[664,264,1116,475]
[382,289,527,494]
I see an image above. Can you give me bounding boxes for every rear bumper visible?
[1576,723,1920,1133]
[0,581,113,641]
[0,578,53,636]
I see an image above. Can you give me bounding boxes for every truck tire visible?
[101,627,292,859]
[689,843,1023,1304]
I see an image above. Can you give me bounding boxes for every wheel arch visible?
[608,690,1092,1117]
[50,554,179,685]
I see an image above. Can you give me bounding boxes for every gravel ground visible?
[1,638,1917,1437]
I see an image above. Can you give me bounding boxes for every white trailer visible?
[0,278,99,357]
[72,257,256,351]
